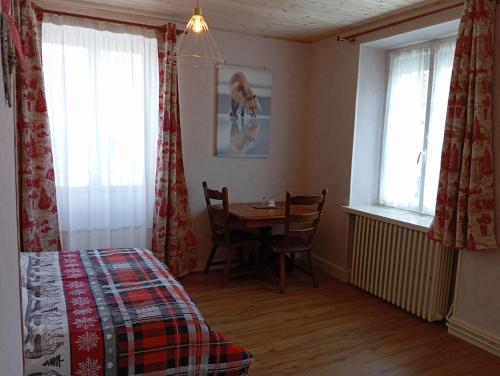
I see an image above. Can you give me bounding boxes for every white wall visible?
[179,29,311,264]
[0,16,23,374]
[307,38,360,278]
[350,46,387,206]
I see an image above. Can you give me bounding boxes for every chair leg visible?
[256,245,264,279]
[204,243,218,274]
[258,226,272,267]
[238,247,244,263]
[221,247,235,288]
[290,252,296,273]
[279,253,286,294]
[307,250,319,288]
[258,240,267,268]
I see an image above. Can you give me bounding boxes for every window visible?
[42,15,159,250]
[379,37,455,216]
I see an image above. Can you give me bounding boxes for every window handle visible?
[417,150,427,165]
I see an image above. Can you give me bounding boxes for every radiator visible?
[350,215,454,322]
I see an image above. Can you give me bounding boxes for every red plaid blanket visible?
[21,248,253,376]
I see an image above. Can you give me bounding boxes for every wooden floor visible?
[181,269,500,376]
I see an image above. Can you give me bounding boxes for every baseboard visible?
[196,255,351,282]
[312,253,351,282]
[447,316,500,357]
[193,261,205,273]
[194,259,222,273]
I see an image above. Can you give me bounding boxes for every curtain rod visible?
[32,3,184,34]
[337,1,468,43]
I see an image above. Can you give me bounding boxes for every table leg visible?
[279,253,286,294]
[257,226,273,274]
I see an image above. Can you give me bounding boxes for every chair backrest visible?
[202,182,231,244]
[284,190,328,248]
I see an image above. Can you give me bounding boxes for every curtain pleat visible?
[15,0,61,251]
[152,24,198,276]
[428,0,497,251]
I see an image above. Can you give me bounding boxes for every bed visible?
[20,248,253,376]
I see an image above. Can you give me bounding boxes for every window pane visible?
[422,40,456,215]
[380,46,430,212]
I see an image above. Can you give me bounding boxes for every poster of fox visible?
[216,65,272,157]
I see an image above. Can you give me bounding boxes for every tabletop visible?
[227,202,313,228]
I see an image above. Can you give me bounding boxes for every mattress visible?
[21,248,253,376]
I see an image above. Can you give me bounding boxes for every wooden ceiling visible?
[36,0,455,42]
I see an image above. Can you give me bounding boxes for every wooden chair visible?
[203,182,259,287]
[271,190,328,294]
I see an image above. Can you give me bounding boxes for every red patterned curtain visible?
[14,0,61,251]
[152,24,198,276]
[428,0,497,251]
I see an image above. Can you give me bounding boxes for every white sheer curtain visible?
[42,15,159,250]
[422,40,456,215]
[380,45,430,212]
[380,39,455,215]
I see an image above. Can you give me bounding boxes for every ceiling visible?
[37,0,454,42]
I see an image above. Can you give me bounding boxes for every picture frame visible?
[216,64,272,158]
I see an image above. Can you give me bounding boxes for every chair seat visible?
[216,230,258,246]
[271,235,311,252]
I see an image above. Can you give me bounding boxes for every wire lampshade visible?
[170,0,224,68]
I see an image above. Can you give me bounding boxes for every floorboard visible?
[181,269,500,376]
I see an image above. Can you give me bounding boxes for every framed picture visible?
[216,64,272,157]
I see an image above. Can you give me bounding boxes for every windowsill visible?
[342,205,434,233]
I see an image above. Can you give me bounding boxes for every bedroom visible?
[1,0,500,375]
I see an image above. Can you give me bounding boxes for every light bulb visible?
[192,15,203,33]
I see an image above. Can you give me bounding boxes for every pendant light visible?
[170,0,224,68]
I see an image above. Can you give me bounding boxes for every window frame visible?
[379,35,457,216]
